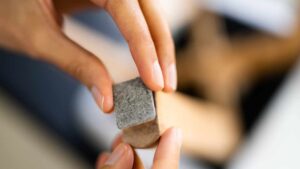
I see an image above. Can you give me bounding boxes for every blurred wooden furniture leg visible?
[156,92,241,163]
[124,91,241,164]
[177,13,300,107]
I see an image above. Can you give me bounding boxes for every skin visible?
[96,128,183,169]
[0,0,176,112]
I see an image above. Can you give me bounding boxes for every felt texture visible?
[113,78,156,129]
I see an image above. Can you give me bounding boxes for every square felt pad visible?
[113,78,156,129]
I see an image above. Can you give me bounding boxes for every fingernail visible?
[175,128,183,147]
[153,60,164,88]
[168,63,177,90]
[105,143,127,165]
[91,86,104,111]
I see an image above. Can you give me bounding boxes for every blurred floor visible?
[229,56,300,169]
[0,49,99,164]
[0,88,90,169]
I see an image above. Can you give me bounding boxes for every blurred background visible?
[0,0,299,168]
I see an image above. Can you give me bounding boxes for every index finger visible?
[101,0,164,91]
[139,0,177,92]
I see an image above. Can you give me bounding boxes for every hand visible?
[0,0,176,112]
[96,128,182,169]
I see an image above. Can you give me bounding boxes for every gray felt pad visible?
[113,78,156,129]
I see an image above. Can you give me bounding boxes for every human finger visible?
[34,29,114,112]
[139,0,176,92]
[94,0,164,91]
[152,128,182,169]
[99,143,134,169]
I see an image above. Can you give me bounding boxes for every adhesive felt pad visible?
[113,78,156,129]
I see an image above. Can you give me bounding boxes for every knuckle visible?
[66,61,95,88]
[66,61,86,81]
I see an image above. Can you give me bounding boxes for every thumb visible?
[98,143,134,169]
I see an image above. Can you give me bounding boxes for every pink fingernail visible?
[91,86,104,111]
[175,128,183,147]
[153,60,164,88]
[168,63,177,90]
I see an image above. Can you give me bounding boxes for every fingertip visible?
[141,60,165,91]
[152,127,182,169]
[103,94,114,113]
[124,144,135,167]
[164,127,183,147]
[163,63,177,92]
[91,86,104,111]
[125,144,134,159]
[156,127,183,156]
[112,133,123,150]
[140,77,162,92]
[168,63,177,91]
[175,128,183,148]
[152,60,164,89]
[91,86,114,113]
[110,143,134,169]
[163,85,175,93]
[96,152,111,168]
